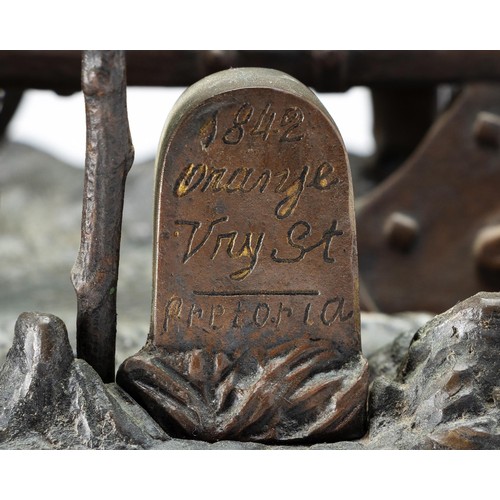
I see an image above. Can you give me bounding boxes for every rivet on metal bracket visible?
[384,212,419,252]
[473,111,500,148]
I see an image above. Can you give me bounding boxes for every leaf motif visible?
[213,352,231,381]
[149,355,205,409]
[286,358,368,440]
[214,370,237,413]
[118,343,368,442]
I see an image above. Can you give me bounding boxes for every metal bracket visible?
[357,84,500,313]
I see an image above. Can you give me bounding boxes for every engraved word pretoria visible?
[162,296,353,334]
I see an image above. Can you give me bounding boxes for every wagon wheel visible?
[0,89,23,139]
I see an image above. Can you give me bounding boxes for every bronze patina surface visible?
[117,68,368,443]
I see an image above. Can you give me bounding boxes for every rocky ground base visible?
[1,292,499,449]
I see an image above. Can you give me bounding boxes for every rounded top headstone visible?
[117,68,367,444]
[151,67,359,354]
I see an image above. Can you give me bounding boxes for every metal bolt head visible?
[473,112,500,148]
[384,212,419,252]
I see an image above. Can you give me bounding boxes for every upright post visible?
[72,51,134,382]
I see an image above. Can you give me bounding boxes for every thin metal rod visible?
[71,51,134,382]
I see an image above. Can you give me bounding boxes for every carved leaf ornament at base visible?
[118,341,368,443]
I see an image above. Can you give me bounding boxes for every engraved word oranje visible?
[173,162,338,220]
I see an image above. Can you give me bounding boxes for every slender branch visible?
[71,51,134,382]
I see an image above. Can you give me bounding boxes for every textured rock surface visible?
[362,292,500,449]
[0,312,168,449]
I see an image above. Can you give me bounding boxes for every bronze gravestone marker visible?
[117,68,368,443]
